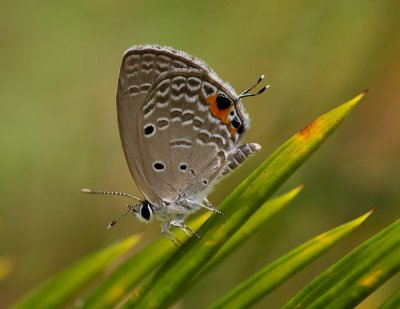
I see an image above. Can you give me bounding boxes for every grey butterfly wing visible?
[117,45,213,205]
[137,69,254,204]
[117,44,260,206]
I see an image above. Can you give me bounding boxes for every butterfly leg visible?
[185,199,223,215]
[161,223,182,247]
[203,198,224,215]
[170,218,202,240]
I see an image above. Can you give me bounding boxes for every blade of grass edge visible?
[209,210,373,309]
[125,92,366,309]
[166,185,304,306]
[12,234,142,309]
[327,245,400,309]
[283,217,400,309]
[79,186,301,308]
[78,213,210,308]
[201,185,304,277]
[78,237,173,308]
[379,288,400,309]
[284,218,400,308]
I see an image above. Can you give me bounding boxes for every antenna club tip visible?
[81,188,94,194]
[107,221,116,229]
[257,86,268,95]
[260,74,265,79]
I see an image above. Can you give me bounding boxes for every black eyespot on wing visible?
[216,93,232,110]
[203,180,208,185]
[140,202,152,221]
[153,162,165,171]
[179,163,188,171]
[144,124,155,135]
[231,117,241,129]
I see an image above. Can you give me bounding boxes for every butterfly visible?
[82,45,268,242]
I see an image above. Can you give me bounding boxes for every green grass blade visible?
[12,234,142,309]
[327,246,400,309]
[209,210,373,309]
[124,92,365,309]
[167,185,304,303]
[78,213,210,308]
[78,187,301,308]
[203,185,304,276]
[79,239,174,308]
[283,217,400,309]
[379,288,400,309]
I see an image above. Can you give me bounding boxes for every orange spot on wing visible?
[206,94,236,136]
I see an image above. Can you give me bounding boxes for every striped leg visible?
[220,143,261,177]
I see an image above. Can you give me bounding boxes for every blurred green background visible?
[1,1,399,308]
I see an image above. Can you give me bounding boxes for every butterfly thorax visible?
[148,199,201,224]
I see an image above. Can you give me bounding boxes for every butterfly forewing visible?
[139,69,246,203]
[117,44,251,207]
[117,45,208,204]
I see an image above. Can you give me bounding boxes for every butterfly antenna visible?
[238,74,270,99]
[107,204,139,229]
[81,188,142,202]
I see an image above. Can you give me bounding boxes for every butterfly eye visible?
[216,93,232,110]
[140,202,153,221]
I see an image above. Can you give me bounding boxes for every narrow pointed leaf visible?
[203,185,304,276]
[79,187,301,308]
[79,239,174,309]
[210,210,373,309]
[379,288,400,309]
[166,185,304,304]
[283,217,400,309]
[124,92,365,309]
[78,213,210,308]
[12,234,142,309]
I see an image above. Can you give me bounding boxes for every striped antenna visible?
[107,204,139,229]
[81,188,142,202]
[238,75,270,99]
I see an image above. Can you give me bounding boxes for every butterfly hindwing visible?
[117,44,256,208]
[138,69,247,203]
[117,45,209,204]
